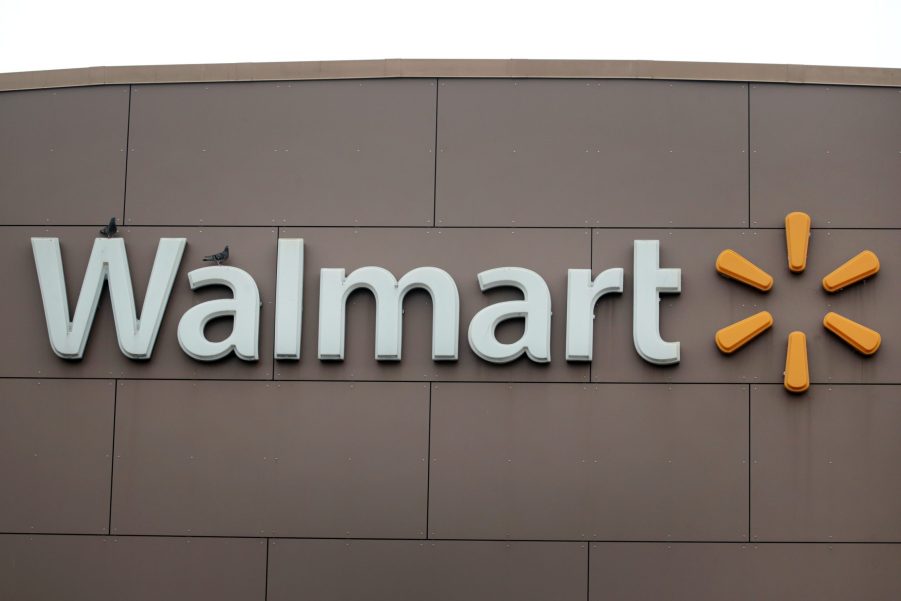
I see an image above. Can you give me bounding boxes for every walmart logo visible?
[714,211,882,393]
[29,213,885,378]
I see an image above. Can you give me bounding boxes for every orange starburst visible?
[713,212,881,394]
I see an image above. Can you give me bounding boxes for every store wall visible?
[1,77,900,600]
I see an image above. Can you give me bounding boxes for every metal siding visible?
[111,380,428,537]
[750,83,901,228]
[267,539,587,601]
[0,76,899,599]
[428,383,748,540]
[0,379,114,534]
[0,86,128,225]
[0,534,266,601]
[589,542,901,601]
[751,385,901,541]
[436,79,748,227]
[125,80,437,226]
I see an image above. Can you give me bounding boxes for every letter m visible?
[318,266,459,361]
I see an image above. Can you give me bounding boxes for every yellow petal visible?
[784,331,810,393]
[822,250,880,292]
[785,211,811,273]
[823,312,881,355]
[715,311,774,354]
[716,250,774,292]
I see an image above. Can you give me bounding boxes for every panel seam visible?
[264,537,270,601]
[1,532,895,544]
[432,78,439,227]
[7,224,901,230]
[2,377,894,385]
[589,228,594,383]
[746,82,751,227]
[586,542,591,601]
[121,85,132,224]
[426,383,432,539]
[107,380,118,534]
[748,384,752,542]
[272,226,280,382]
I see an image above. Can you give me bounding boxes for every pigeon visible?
[99,217,118,238]
[203,245,229,265]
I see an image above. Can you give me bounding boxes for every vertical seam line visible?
[589,228,594,383]
[586,542,591,601]
[426,383,432,539]
[748,384,752,542]
[272,226,280,381]
[108,380,118,534]
[432,78,439,227]
[122,85,132,224]
[747,82,751,227]
[264,537,270,601]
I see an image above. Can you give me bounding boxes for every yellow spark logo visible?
[713,212,882,394]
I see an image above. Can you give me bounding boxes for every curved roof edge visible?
[2,59,900,92]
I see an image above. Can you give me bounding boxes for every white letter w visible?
[31,237,186,360]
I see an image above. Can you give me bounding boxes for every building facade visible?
[1,59,900,599]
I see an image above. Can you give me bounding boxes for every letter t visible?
[632,240,681,364]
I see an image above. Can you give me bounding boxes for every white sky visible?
[1,0,900,74]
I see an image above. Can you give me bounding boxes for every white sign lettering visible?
[565,267,624,361]
[633,240,682,365]
[31,236,682,365]
[318,266,459,361]
[32,237,185,360]
[468,267,551,363]
[177,266,261,361]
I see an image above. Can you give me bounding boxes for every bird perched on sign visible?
[203,246,229,265]
[99,217,118,238]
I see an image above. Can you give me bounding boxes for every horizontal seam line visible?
[1,533,899,544]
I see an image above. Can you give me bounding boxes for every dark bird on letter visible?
[203,245,229,265]
[99,217,117,238]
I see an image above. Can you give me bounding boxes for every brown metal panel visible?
[590,228,901,383]
[0,226,276,379]
[125,80,436,226]
[428,383,748,540]
[111,380,427,537]
[750,84,901,227]
[0,379,113,534]
[435,79,748,227]
[0,86,128,225]
[268,539,586,601]
[275,227,589,382]
[0,534,265,601]
[751,385,901,541]
[589,542,901,601]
